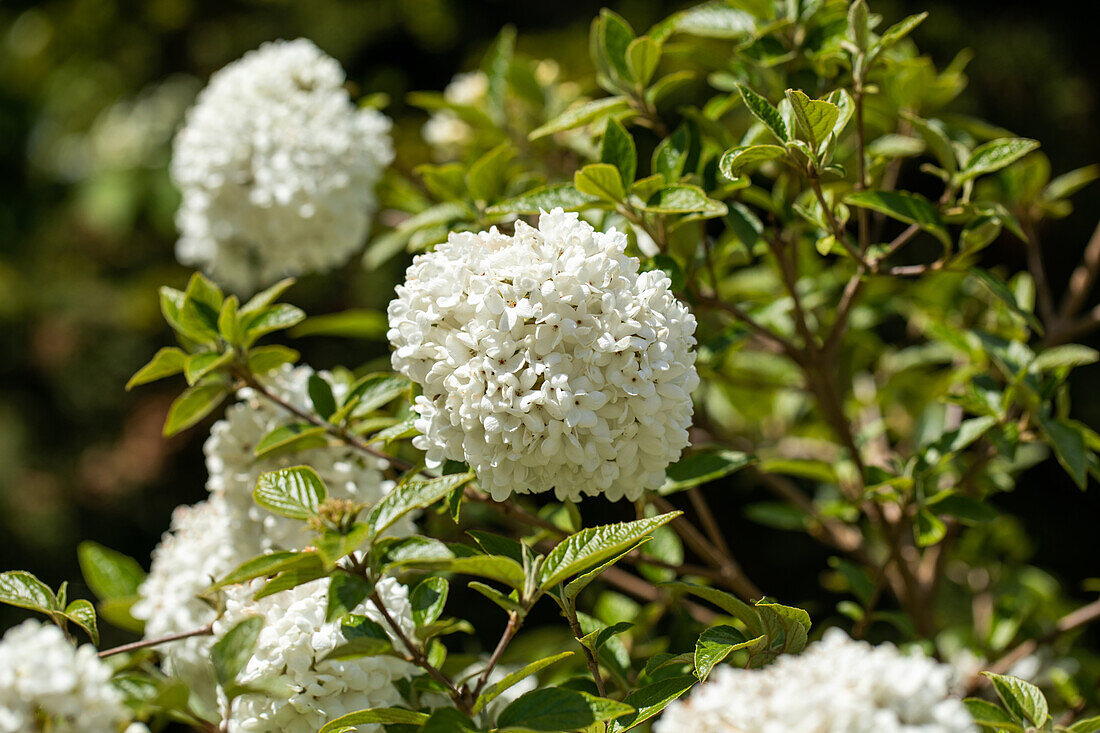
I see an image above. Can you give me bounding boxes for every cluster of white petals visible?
[422,71,487,154]
[0,619,143,733]
[654,629,977,733]
[388,208,699,501]
[171,38,393,293]
[135,365,407,707]
[216,577,415,733]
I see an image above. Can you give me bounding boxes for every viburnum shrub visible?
[5,1,1100,731]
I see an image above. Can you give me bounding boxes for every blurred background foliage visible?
[1,0,1098,650]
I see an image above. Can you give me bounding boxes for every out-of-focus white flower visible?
[171,38,393,293]
[0,619,137,733]
[132,495,239,711]
[216,577,415,733]
[422,71,487,155]
[387,208,699,502]
[654,629,978,733]
[205,364,411,550]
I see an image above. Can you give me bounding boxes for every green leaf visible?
[626,37,661,87]
[64,599,99,644]
[847,0,869,49]
[178,297,220,344]
[158,287,187,335]
[662,451,755,495]
[785,90,840,149]
[467,143,516,203]
[326,571,373,622]
[218,295,241,345]
[253,555,327,599]
[662,581,761,636]
[246,345,299,374]
[529,96,631,140]
[539,512,680,589]
[959,138,1041,183]
[307,374,337,421]
[77,542,145,600]
[486,183,599,216]
[609,675,696,732]
[904,114,958,174]
[755,601,810,654]
[845,190,949,247]
[321,636,394,663]
[212,616,263,686]
[472,651,574,715]
[422,709,478,733]
[396,554,525,589]
[564,542,649,602]
[575,163,626,202]
[289,309,388,340]
[968,267,1045,334]
[367,472,475,539]
[1067,715,1100,733]
[1031,344,1099,372]
[875,12,928,53]
[319,708,429,733]
[410,576,449,626]
[184,351,233,385]
[643,185,727,216]
[601,118,637,187]
[469,581,525,615]
[599,9,636,83]
[253,466,328,520]
[982,672,1050,728]
[736,84,788,143]
[1038,416,1089,489]
[915,507,947,547]
[163,383,228,437]
[242,303,307,345]
[346,374,412,418]
[209,551,311,590]
[126,347,188,390]
[964,698,1023,730]
[1044,165,1100,202]
[719,145,787,179]
[497,688,633,731]
[253,424,329,458]
[658,2,755,40]
[482,26,515,121]
[0,571,56,613]
[652,124,692,182]
[926,492,998,524]
[694,625,761,681]
[240,278,295,316]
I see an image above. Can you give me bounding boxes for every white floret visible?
[653,629,978,733]
[171,38,393,293]
[0,619,137,733]
[216,577,416,733]
[387,208,699,502]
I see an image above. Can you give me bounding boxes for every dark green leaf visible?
[307,374,337,421]
[326,571,373,622]
[411,577,449,626]
[695,625,761,681]
[212,616,263,686]
[845,190,949,247]
[610,675,696,732]
[0,571,56,613]
[662,451,755,495]
[736,84,788,143]
[471,652,574,715]
[497,688,633,731]
[1038,416,1089,489]
[318,708,429,733]
[601,118,637,186]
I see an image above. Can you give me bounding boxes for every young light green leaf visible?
[694,625,762,681]
[163,383,228,437]
[468,581,525,615]
[77,542,146,600]
[290,309,388,340]
[963,698,1022,730]
[467,143,515,203]
[874,12,928,53]
[601,118,637,187]
[64,599,99,644]
[915,507,947,547]
[321,636,394,663]
[366,472,475,539]
[318,708,429,733]
[981,672,1049,728]
[643,185,727,216]
[662,581,761,635]
[486,183,599,215]
[719,145,787,179]
[209,551,311,590]
[1043,165,1100,202]
[396,554,525,589]
[253,424,328,458]
[529,96,631,140]
[736,84,788,143]
[845,190,949,247]
[958,138,1041,182]
[184,351,233,385]
[1031,344,1099,372]
[240,278,295,316]
[662,451,755,495]
[539,512,680,589]
[212,616,263,686]
[656,2,755,40]
[242,303,307,345]
[904,114,958,174]
[575,163,626,202]
[472,651,574,715]
[0,571,56,613]
[497,688,633,731]
[785,89,840,149]
[126,347,188,390]
[246,345,299,375]
[609,675,696,732]
[626,37,661,87]
[253,466,328,520]
[968,267,1045,334]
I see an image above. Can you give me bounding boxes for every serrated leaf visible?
[319,708,429,733]
[163,384,228,437]
[212,616,263,686]
[246,345,299,374]
[644,185,727,216]
[209,551,310,590]
[982,672,1049,727]
[326,571,373,622]
[253,424,328,458]
[64,599,98,644]
[321,636,394,662]
[347,374,411,419]
[77,542,145,600]
[959,138,1041,183]
[539,512,680,589]
[472,651,574,715]
[575,163,626,202]
[253,466,327,520]
[367,472,474,539]
[719,145,787,178]
[694,626,761,681]
[845,190,948,247]
[126,347,188,390]
[662,582,761,635]
[529,96,631,140]
[1038,416,1089,489]
[736,84,788,143]
[609,675,696,732]
[497,688,633,731]
[411,576,449,626]
[601,118,637,187]
[0,571,55,613]
[487,183,599,216]
[785,89,839,149]
[662,451,755,495]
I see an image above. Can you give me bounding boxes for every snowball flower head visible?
[171,38,393,293]
[204,364,411,551]
[654,629,978,733]
[215,577,415,733]
[422,71,487,153]
[388,208,699,501]
[0,619,139,733]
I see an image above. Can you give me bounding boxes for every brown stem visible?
[809,176,867,266]
[688,487,732,558]
[1060,219,1100,318]
[854,88,870,254]
[97,624,214,658]
[563,601,608,697]
[692,290,806,362]
[470,611,522,701]
[1022,218,1057,324]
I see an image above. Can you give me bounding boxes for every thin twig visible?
[563,602,608,697]
[1060,219,1100,318]
[470,611,522,701]
[688,487,733,558]
[98,624,214,658]
[1022,219,1057,324]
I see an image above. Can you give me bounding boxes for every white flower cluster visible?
[654,629,978,733]
[388,208,699,501]
[134,366,408,707]
[0,619,143,733]
[422,71,487,155]
[216,577,415,733]
[171,38,393,293]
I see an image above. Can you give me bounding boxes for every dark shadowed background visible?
[1,0,1098,647]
